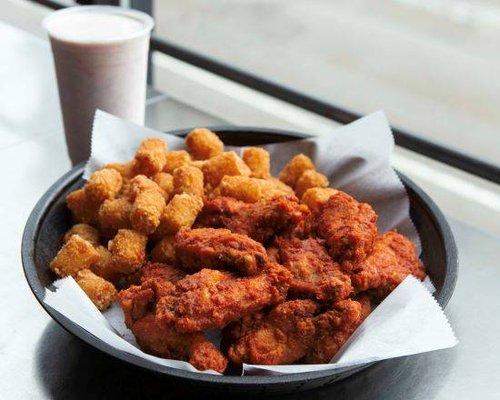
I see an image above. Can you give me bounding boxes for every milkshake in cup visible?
[44,6,154,165]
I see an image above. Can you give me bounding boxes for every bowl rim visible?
[21,125,458,387]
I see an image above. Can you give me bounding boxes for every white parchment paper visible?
[43,110,457,376]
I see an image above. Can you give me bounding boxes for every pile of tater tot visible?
[50,127,425,373]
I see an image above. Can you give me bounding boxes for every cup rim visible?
[43,5,155,44]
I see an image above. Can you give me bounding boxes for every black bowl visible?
[22,127,458,395]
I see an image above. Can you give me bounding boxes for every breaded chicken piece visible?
[350,231,426,299]
[317,191,378,268]
[303,297,370,364]
[131,314,228,373]
[275,237,353,301]
[174,228,269,276]
[133,262,186,286]
[195,195,310,244]
[227,300,318,365]
[156,264,292,332]
[118,279,227,373]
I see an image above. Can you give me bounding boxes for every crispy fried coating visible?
[351,231,426,299]
[63,223,100,246]
[98,198,132,234]
[129,175,163,200]
[108,229,148,274]
[163,150,192,173]
[90,245,122,283]
[75,268,117,310]
[201,151,251,187]
[218,176,262,203]
[130,187,166,234]
[317,191,378,267]
[139,262,186,284]
[156,264,291,332]
[104,160,136,179]
[50,235,100,277]
[85,168,123,203]
[66,188,100,225]
[157,194,203,236]
[174,228,268,276]
[303,298,367,363]
[173,165,204,197]
[295,170,329,198]
[131,314,228,373]
[134,138,167,176]
[119,278,227,373]
[195,195,309,243]
[278,154,314,187]
[300,187,338,214]
[152,172,174,200]
[186,128,224,160]
[150,235,176,264]
[227,300,318,365]
[242,147,271,179]
[275,237,352,301]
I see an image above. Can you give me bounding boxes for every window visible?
[152,0,500,168]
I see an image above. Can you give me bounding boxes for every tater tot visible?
[242,147,270,178]
[190,160,206,169]
[66,188,100,225]
[134,138,167,176]
[253,178,293,200]
[157,194,203,235]
[104,160,137,179]
[150,235,176,264]
[129,175,163,200]
[130,188,166,234]
[85,168,123,203]
[98,198,132,233]
[63,223,100,246]
[75,269,117,310]
[90,246,122,283]
[163,150,192,173]
[201,151,251,187]
[295,169,329,198]
[278,154,315,187]
[108,229,148,274]
[300,187,338,213]
[173,165,204,196]
[153,172,174,200]
[186,128,223,160]
[50,235,100,277]
[218,176,262,203]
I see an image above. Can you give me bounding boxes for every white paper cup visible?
[44,6,154,165]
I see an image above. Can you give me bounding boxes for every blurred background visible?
[1,0,499,236]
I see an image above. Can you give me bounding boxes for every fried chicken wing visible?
[350,231,426,299]
[174,228,268,276]
[275,237,353,301]
[317,191,378,268]
[118,276,228,373]
[303,297,371,363]
[227,300,318,365]
[156,264,292,332]
[131,314,228,373]
[195,195,309,243]
[139,262,186,284]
